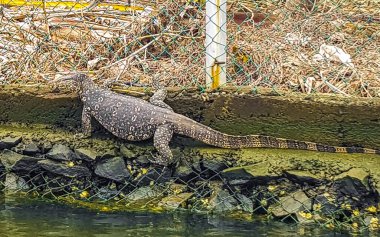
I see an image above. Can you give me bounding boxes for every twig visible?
[114,58,131,82]
[319,72,350,97]
[108,32,201,64]
[81,0,101,12]
[101,34,163,70]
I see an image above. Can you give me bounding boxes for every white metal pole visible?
[205,0,227,89]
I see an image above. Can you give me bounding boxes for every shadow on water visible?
[0,195,354,237]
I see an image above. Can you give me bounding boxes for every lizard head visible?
[51,73,94,94]
[58,73,89,85]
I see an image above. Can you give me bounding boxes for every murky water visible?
[0,196,358,237]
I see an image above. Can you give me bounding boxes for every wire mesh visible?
[0,137,379,234]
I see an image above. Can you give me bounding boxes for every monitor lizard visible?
[57,73,380,166]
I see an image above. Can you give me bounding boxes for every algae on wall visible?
[0,87,82,130]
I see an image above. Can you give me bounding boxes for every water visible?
[0,196,355,237]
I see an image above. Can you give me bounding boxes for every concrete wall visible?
[1,85,379,148]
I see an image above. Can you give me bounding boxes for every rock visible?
[12,157,44,174]
[135,167,172,186]
[222,163,280,186]
[0,149,42,174]
[333,168,371,199]
[209,189,240,212]
[23,143,41,156]
[284,170,323,186]
[0,162,5,176]
[126,186,162,201]
[168,183,188,194]
[314,194,338,215]
[75,148,100,162]
[193,181,221,199]
[0,136,22,150]
[335,168,369,182]
[190,157,202,173]
[171,148,184,165]
[174,165,195,182]
[221,167,253,186]
[270,191,312,217]
[95,187,119,200]
[94,157,131,182]
[158,192,194,209]
[4,173,30,192]
[135,155,150,166]
[38,160,91,178]
[236,193,254,213]
[100,149,117,159]
[46,144,78,161]
[120,144,139,159]
[201,159,228,178]
[0,149,25,169]
[202,159,227,172]
[40,141,53,153]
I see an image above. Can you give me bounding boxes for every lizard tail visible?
[174,118,380,154]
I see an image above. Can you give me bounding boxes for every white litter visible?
[313,44,354,68]
[87,57,107,70]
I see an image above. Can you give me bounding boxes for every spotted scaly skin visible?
[64,74,380,166]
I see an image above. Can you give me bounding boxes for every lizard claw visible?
[148,152,169,167]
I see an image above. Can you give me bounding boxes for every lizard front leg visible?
[77,105,92,138]
[152,124,174,166]
[149,89,173,111]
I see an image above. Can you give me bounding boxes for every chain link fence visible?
[0,0,379,96]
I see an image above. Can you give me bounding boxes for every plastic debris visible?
[313,44,354,68]
[305,77,315,94]
[284,33,310,46]
[87,57,107,70]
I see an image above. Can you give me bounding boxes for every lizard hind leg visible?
[152,124,174,166]
[149,89,173,111]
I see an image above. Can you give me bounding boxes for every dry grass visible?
[0,0,379,97]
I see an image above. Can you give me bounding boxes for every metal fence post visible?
[205,0,227,89]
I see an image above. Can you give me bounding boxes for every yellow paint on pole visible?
[0,0,144,11]
[211,63,221,89]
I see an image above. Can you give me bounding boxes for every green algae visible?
[0,124,116,153]
[200,94,380,148]
[190,146,380,192]
[57,195,166,213]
